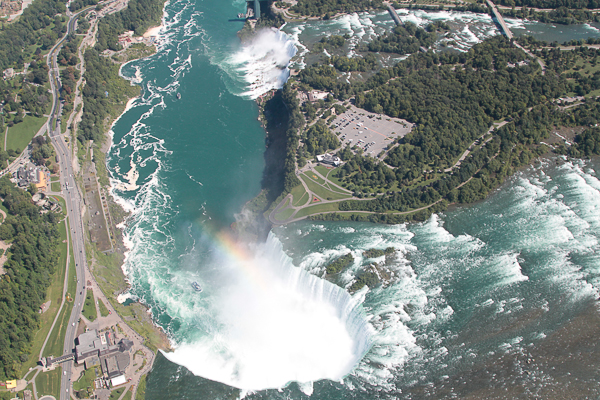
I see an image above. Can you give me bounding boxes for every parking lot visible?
[331,105,413,158]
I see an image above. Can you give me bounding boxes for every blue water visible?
[106,1,600,398]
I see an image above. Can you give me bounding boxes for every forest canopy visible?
[0,177,60,380]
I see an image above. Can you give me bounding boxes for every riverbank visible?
[62,6,172,399]
[88,25,171,349]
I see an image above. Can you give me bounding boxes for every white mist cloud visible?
[163,233,372,391]
[224,27,297,99]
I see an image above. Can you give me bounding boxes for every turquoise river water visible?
[107,1,600,398]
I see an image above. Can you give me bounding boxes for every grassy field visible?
[73,367,97,395]
[82,291,97,321]
[6,116,46,152]
[314,164,333,177]
[99,299,110,317]
[20,220,69,374]
[294,202,340,219]
[135,374,147,400]
[48,195,67,216]
[305,170,326,185]
[43,247,76,358]
[122,389,133,400]
[36,367,62,399]
[291,183,308,207]
[0,127,5,151]
[109,387,125,400]
[324,180,351,195]
[301,174,351,201]
[273,206,295,222]
[51,181,61,192]
[90,246,168,352]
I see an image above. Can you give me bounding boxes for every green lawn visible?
[43,245,76,358]
[35,367,61,399]
[73,367,97,393]
[21,220,69,374]
[273,206,295,222]
[51,181,61,192]
[324,181,351,195]
[122,389,133,400]
[82,291,97,321]
[6,116,46,152]
[301,174,351,201]
[135,374,147,400]
[294,202,340,219]
[42,300,72,358]
[98,299,110,317]
[60,117,68,135]
[305,170,326,185]
[314,164,333,177]
[110,387,125,400]
[0,127,5,151]
[290,183,308,207]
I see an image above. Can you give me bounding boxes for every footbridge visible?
[43,353,74,367]
[387,4,402,26]
[487,0,513,40]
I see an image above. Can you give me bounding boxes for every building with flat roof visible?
[75,330,133,367]
[316,153,341,167]
[110,375,127,387]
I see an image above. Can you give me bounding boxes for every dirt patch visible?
[0,241,11,275]
[546,126,585,145]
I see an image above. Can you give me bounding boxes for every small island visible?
[235,0,600,230]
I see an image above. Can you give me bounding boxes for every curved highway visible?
[45,5,101,400]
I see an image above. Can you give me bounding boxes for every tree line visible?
[291,0,384,17]
[290,28,600,219]
[0,176,61,380]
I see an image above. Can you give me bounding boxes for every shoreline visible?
[76,0,174,360]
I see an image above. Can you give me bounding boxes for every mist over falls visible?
[222,28,297,99]
[163,232,373,392]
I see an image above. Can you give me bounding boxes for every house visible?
[3,68,14,80]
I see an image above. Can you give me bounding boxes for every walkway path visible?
[271,118,510,225]
[444,120,507,172]
[514,41,546,75]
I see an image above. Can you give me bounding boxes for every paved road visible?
[45,5,98,400]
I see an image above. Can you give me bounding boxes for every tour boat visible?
[191,281,203,292]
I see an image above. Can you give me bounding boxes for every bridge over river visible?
[487,0,514,40]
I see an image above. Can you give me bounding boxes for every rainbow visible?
[210,230,269,290]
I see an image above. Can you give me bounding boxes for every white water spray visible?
[163,233,373,391]
[222,28,297,99]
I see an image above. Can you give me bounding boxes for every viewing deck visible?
[487,0,513,40]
